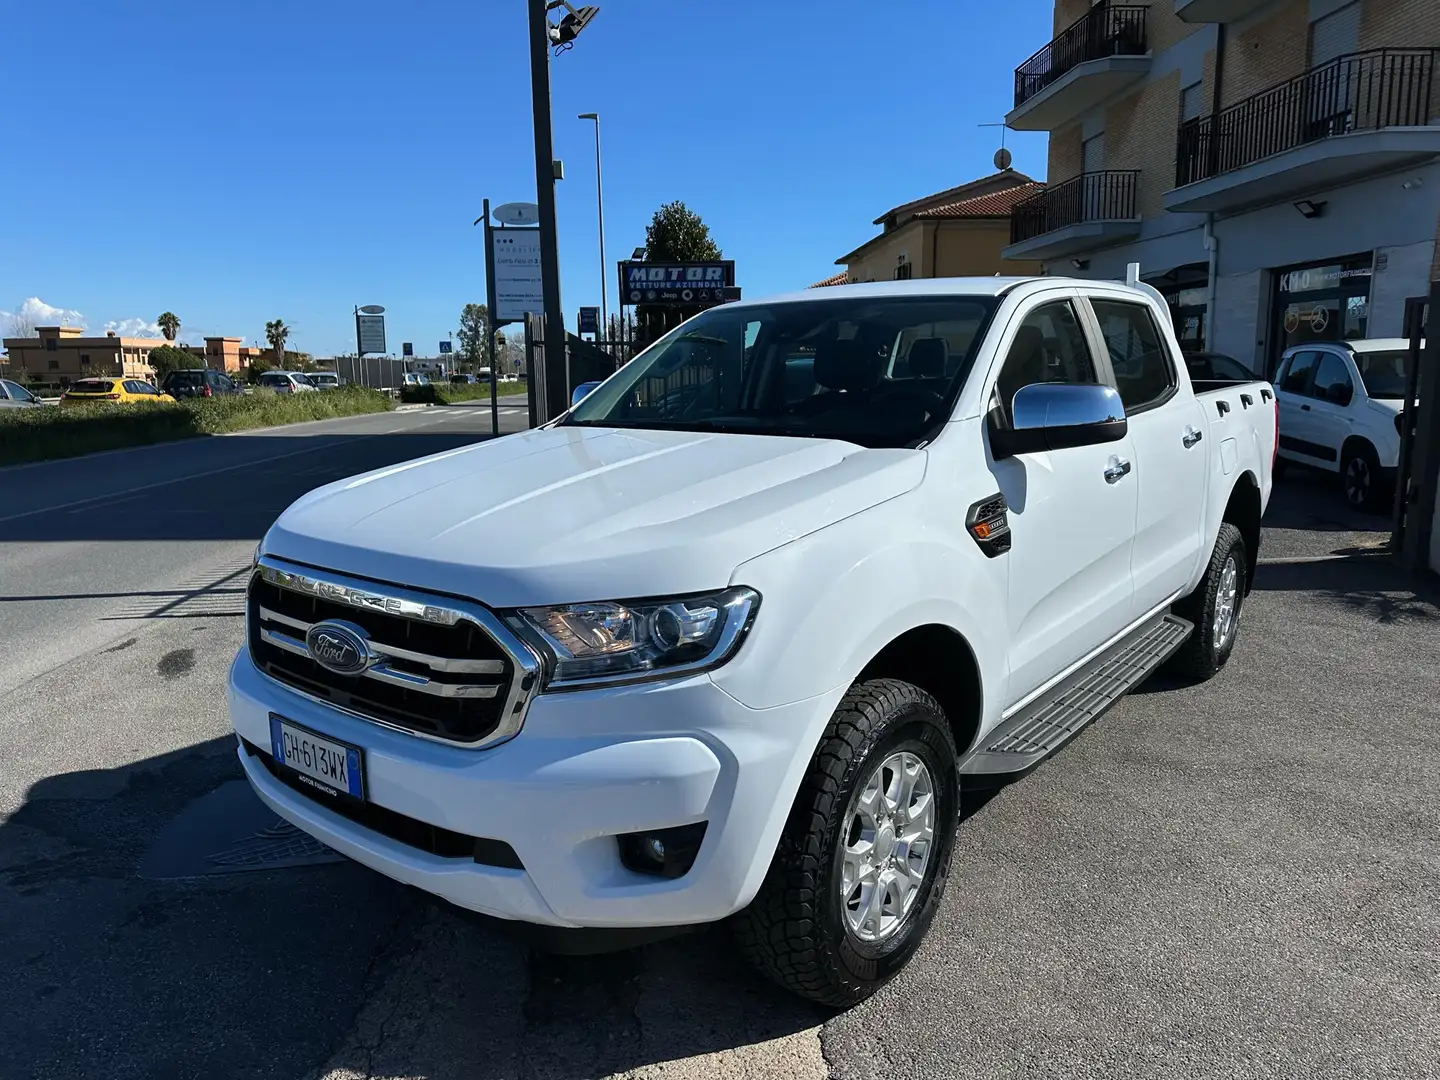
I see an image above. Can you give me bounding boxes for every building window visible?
[80,354,91,366]
[45,338,57,352]
[894,262,913,280]
[48,360,59,370]
[1309,1,1360,68]
[1181,82,1204,122]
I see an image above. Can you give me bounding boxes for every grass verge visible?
[0,386,395,467]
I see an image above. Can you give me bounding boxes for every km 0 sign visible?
[618,260,738,306]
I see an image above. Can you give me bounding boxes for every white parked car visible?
[1273,338,1418,510]
[232,275,1276,1006]
[259,371,319,394]
[308,371,342,390]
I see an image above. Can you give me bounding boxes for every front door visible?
[987,295,1139,707]
[1085,296,1209,616]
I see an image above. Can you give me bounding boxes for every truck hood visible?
[264,425,925,608]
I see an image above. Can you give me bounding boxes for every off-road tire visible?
[1169,522,1247,681]
[733,679,960,1008]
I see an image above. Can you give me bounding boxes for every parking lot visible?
[1,417,1436,1080]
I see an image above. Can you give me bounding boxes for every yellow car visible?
[59,377,177,407]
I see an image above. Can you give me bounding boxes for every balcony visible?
[1007,4,1150,131]
[1174,0,1270,23]
[1167,48,1440,214]
[1003,171,1142,260]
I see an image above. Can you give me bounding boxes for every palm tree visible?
[265,319,290,367]
[157,312,180,342]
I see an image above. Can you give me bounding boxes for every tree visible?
[637,201,724,346]
[148,344,194,379]
[456,303,490,367]
[641,200,722,262]
[157,312,180,342]
[5,308,37,338]
[265,319,290,366]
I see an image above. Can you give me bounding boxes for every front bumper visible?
[228,647,835,929]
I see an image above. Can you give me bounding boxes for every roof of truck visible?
[747,276,1113,308]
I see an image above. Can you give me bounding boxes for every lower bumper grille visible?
[243,738,524,869]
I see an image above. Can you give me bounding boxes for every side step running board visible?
[959,614,1194,784]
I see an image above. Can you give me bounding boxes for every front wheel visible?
[733,679,959,1008]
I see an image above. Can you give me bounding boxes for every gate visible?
[1392,291,1437,571]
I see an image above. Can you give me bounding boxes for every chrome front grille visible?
[247,557,541,748]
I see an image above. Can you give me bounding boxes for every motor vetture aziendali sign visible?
[618,261,738,306]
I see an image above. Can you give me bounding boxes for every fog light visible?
[618,822,708,879]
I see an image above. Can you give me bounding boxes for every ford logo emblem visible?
[304,620,373,676]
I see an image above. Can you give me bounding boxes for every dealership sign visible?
[618,260,738,306]
[355,313,386,355]
[492,229,544,322]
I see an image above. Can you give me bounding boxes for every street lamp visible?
[577,112,608,340]
[528,0,600,422]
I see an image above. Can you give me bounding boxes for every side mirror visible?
[990,383,1128,459]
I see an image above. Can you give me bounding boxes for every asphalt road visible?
[1,422,1436,1080]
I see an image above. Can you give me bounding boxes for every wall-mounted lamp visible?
[1294,199,1327,219]
[1070,257,1090,270]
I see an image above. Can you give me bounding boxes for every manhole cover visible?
[138,780,344,880]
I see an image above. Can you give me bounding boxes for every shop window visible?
[1090,299,1177,413]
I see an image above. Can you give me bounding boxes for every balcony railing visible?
[1014,3,1149,108]
[1176,48,1437,187]
[1010,170,1141,245]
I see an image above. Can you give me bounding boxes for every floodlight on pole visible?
[547,2,599,49]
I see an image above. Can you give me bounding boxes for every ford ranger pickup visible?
[230,274,1277,1006]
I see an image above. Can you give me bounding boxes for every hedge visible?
[0,386,395,466]
[398,382,502,405]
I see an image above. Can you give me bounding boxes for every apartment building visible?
[1,326,163,379]
[821,170,1046,286]
[1001,0,1439,376]
[182,337,269,373]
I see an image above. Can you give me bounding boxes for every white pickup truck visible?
[231,275,1276,1006]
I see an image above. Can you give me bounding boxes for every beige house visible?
[818,171,1046,287]
[1000,0,1440,376]
[2,326,163,380]
[182,337,268,373]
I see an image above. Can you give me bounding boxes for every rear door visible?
[1274,350,1333,468]
[1307,350,1356,461]
[1083,294,1208,619]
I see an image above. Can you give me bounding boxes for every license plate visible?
[269,714,365,801]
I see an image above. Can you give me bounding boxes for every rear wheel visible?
[1169,522,1247,681]
[733,679,959,1008]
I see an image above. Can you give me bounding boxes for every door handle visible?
[1104,460,1132,483]
[1300,404,1311,411]
[1183,428,1203,448]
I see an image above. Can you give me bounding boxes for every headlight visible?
[512,587,759,690]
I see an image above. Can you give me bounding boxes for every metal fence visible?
[1014,3,1148,108]
[1176,48,1437,187]
[333,355,410,391]
[1010,170,1140,244]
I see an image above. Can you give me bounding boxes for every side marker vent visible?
[966,494,1012,558]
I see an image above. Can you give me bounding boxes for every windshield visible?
[564,295,1001,448]
[1353,349,1413,399]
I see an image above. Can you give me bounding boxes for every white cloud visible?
[103,316,164,338]
[2,296,87,333]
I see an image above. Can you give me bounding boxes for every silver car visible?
[0,379,46,408]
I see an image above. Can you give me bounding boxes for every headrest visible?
[908,338,949,378]
[813,339,878,392]
[1012,325,1045,359]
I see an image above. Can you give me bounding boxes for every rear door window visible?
[1089,299,1177,413]
[1278,351,1320,396]
[1312,353,1354,406]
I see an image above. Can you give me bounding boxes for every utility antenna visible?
[979,121,1013,171]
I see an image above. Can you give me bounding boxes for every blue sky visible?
[1,0,1051,356]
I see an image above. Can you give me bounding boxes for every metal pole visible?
[592,116,609,337]
[529,0,566,422]
[482,197,500,438]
